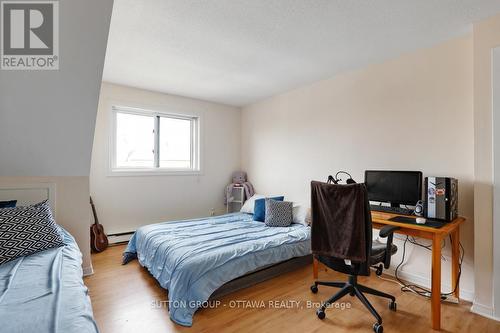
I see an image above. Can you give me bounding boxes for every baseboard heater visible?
[106,231,135,244]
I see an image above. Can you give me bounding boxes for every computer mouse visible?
[416,217,426,224]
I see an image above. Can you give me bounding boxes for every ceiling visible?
[103,0,500,107]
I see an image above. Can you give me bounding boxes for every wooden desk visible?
[312,212,465,330]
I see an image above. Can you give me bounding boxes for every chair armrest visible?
[379,225,399,238]
[378,225,400,268]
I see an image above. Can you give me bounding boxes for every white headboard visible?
[0,183,56,213]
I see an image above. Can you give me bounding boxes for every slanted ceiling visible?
[0,0,114,176]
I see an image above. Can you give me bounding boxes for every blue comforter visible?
[0,229,99,333]
[124,212,311,326]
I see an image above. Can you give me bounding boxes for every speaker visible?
[414,200,424,216]
[424,177,458,221]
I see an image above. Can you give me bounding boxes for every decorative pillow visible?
[0,200,64,265]
[254,196,284,222]
[0,200,17,209]
[240,194,265,214]
[265,198,293,227]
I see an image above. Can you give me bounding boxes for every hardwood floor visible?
[85,244,500,333]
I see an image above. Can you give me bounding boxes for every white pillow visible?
[293,205,311,226]
[240,194,265,214]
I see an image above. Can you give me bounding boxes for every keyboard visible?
[370,205,413,216]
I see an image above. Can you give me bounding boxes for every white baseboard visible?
[108,233,133,244]
[470,302,500,321]
[383,267,474,302]
[83,264,94,277]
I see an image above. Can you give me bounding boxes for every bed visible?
[123,212,311,327]
[0,228,99,333]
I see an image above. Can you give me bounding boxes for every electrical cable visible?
[394,236,432,298]
[407,236,446,260]
[378,235,464,299]
[403,204,414,213]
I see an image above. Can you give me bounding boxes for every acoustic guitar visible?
[90,196,108,253]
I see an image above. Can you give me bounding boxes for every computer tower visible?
[424,177,458,221]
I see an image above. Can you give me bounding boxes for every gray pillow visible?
[265,198,293,227]
[0,200,64,265]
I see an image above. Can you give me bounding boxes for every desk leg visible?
[451,228,460,300]
[431,235,442,330]
[313,257,318,279]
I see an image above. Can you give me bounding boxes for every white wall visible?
[90,83,241,234]
[472,13,500,318]
[0,0,113,272]
[241,36,475,299]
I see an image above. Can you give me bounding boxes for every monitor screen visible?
[364,170,422,206]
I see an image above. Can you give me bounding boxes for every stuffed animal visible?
[232,171,247,184]
[225,171,255,205]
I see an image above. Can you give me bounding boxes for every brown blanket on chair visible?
[310,181,368,262]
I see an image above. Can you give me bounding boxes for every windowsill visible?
[107,168,203,177]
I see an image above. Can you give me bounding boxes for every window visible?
[111,106,200,174]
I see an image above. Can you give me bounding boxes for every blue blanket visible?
[124,212,311,326]
[0,229,99,333]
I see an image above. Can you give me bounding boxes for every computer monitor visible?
[364,170,422,207]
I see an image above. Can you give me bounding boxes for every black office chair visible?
[310,180,399,333]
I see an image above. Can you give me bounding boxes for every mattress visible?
[0,229,99,333]
[123,212,311,326]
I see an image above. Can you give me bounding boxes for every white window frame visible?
[109,105,201,176]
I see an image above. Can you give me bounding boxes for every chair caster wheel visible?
[310,285,318,294]
[316,309,325,320]
[373,323,383,333]
[375,264,383,276]
[389,301,397,311]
